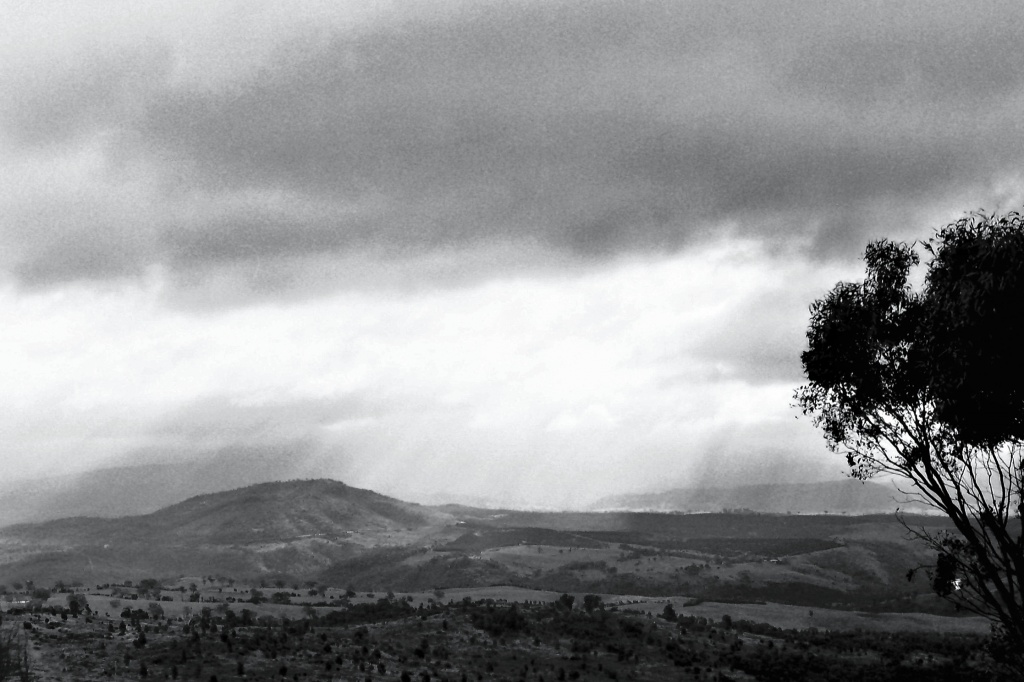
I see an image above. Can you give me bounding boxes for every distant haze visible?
[3,1,1023,507]
[590,479,935,516]
[0,469,923,529]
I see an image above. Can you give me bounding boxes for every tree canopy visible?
[796,210,1024,671]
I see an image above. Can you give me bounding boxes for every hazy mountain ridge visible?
[589,479,932,515]
[0,479,444,545]
[0,445,338,529]
[0,478,962,621]
[0,478,459,587]
[0,462,924,532]
[143,479,449,542]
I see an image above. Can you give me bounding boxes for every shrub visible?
[0,627,31,680]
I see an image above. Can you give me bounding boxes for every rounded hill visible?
[145,479,450,543]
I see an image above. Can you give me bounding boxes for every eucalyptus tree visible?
[796,210,1024,669]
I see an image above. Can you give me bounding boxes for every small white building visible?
[1,597,32,612]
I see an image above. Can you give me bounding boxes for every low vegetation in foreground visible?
[0,584,1015,681]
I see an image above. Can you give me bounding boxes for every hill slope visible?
[144,478,448,542]
[0,479,452,583]
[0,479,962,617]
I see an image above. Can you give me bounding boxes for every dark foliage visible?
[7,591,1015,680]
[796,210,1024,674]
[0,628,31,681]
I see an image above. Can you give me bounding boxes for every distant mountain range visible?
[0,472,987,674]
[0,463,934,532]
[0,477,960,607]
[0,479,451,585]
[589,479,932,515]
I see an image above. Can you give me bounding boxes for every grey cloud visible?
[692,288,819,385]
[14,232,142,286]
[0,46,172,149]
[784,24,1024,105]
[6,0,1024,288]
[148,394,376,446]
[6,198,154,288]
[161,213,375,267]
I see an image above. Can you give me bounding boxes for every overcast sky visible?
[2,0,1023,508]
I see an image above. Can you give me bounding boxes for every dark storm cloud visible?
[784,25,1024,104]
[161,213,373,266]
[5,0,1024,286]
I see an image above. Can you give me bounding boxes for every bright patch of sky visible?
[0,240,849,504]
[2,0,1023,506]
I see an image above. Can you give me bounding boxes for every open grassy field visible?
[27,578,985,639]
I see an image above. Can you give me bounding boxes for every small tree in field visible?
[0,627,31,681]
[795,210,1024,670]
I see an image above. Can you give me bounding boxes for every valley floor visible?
[1,586,1010,682]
